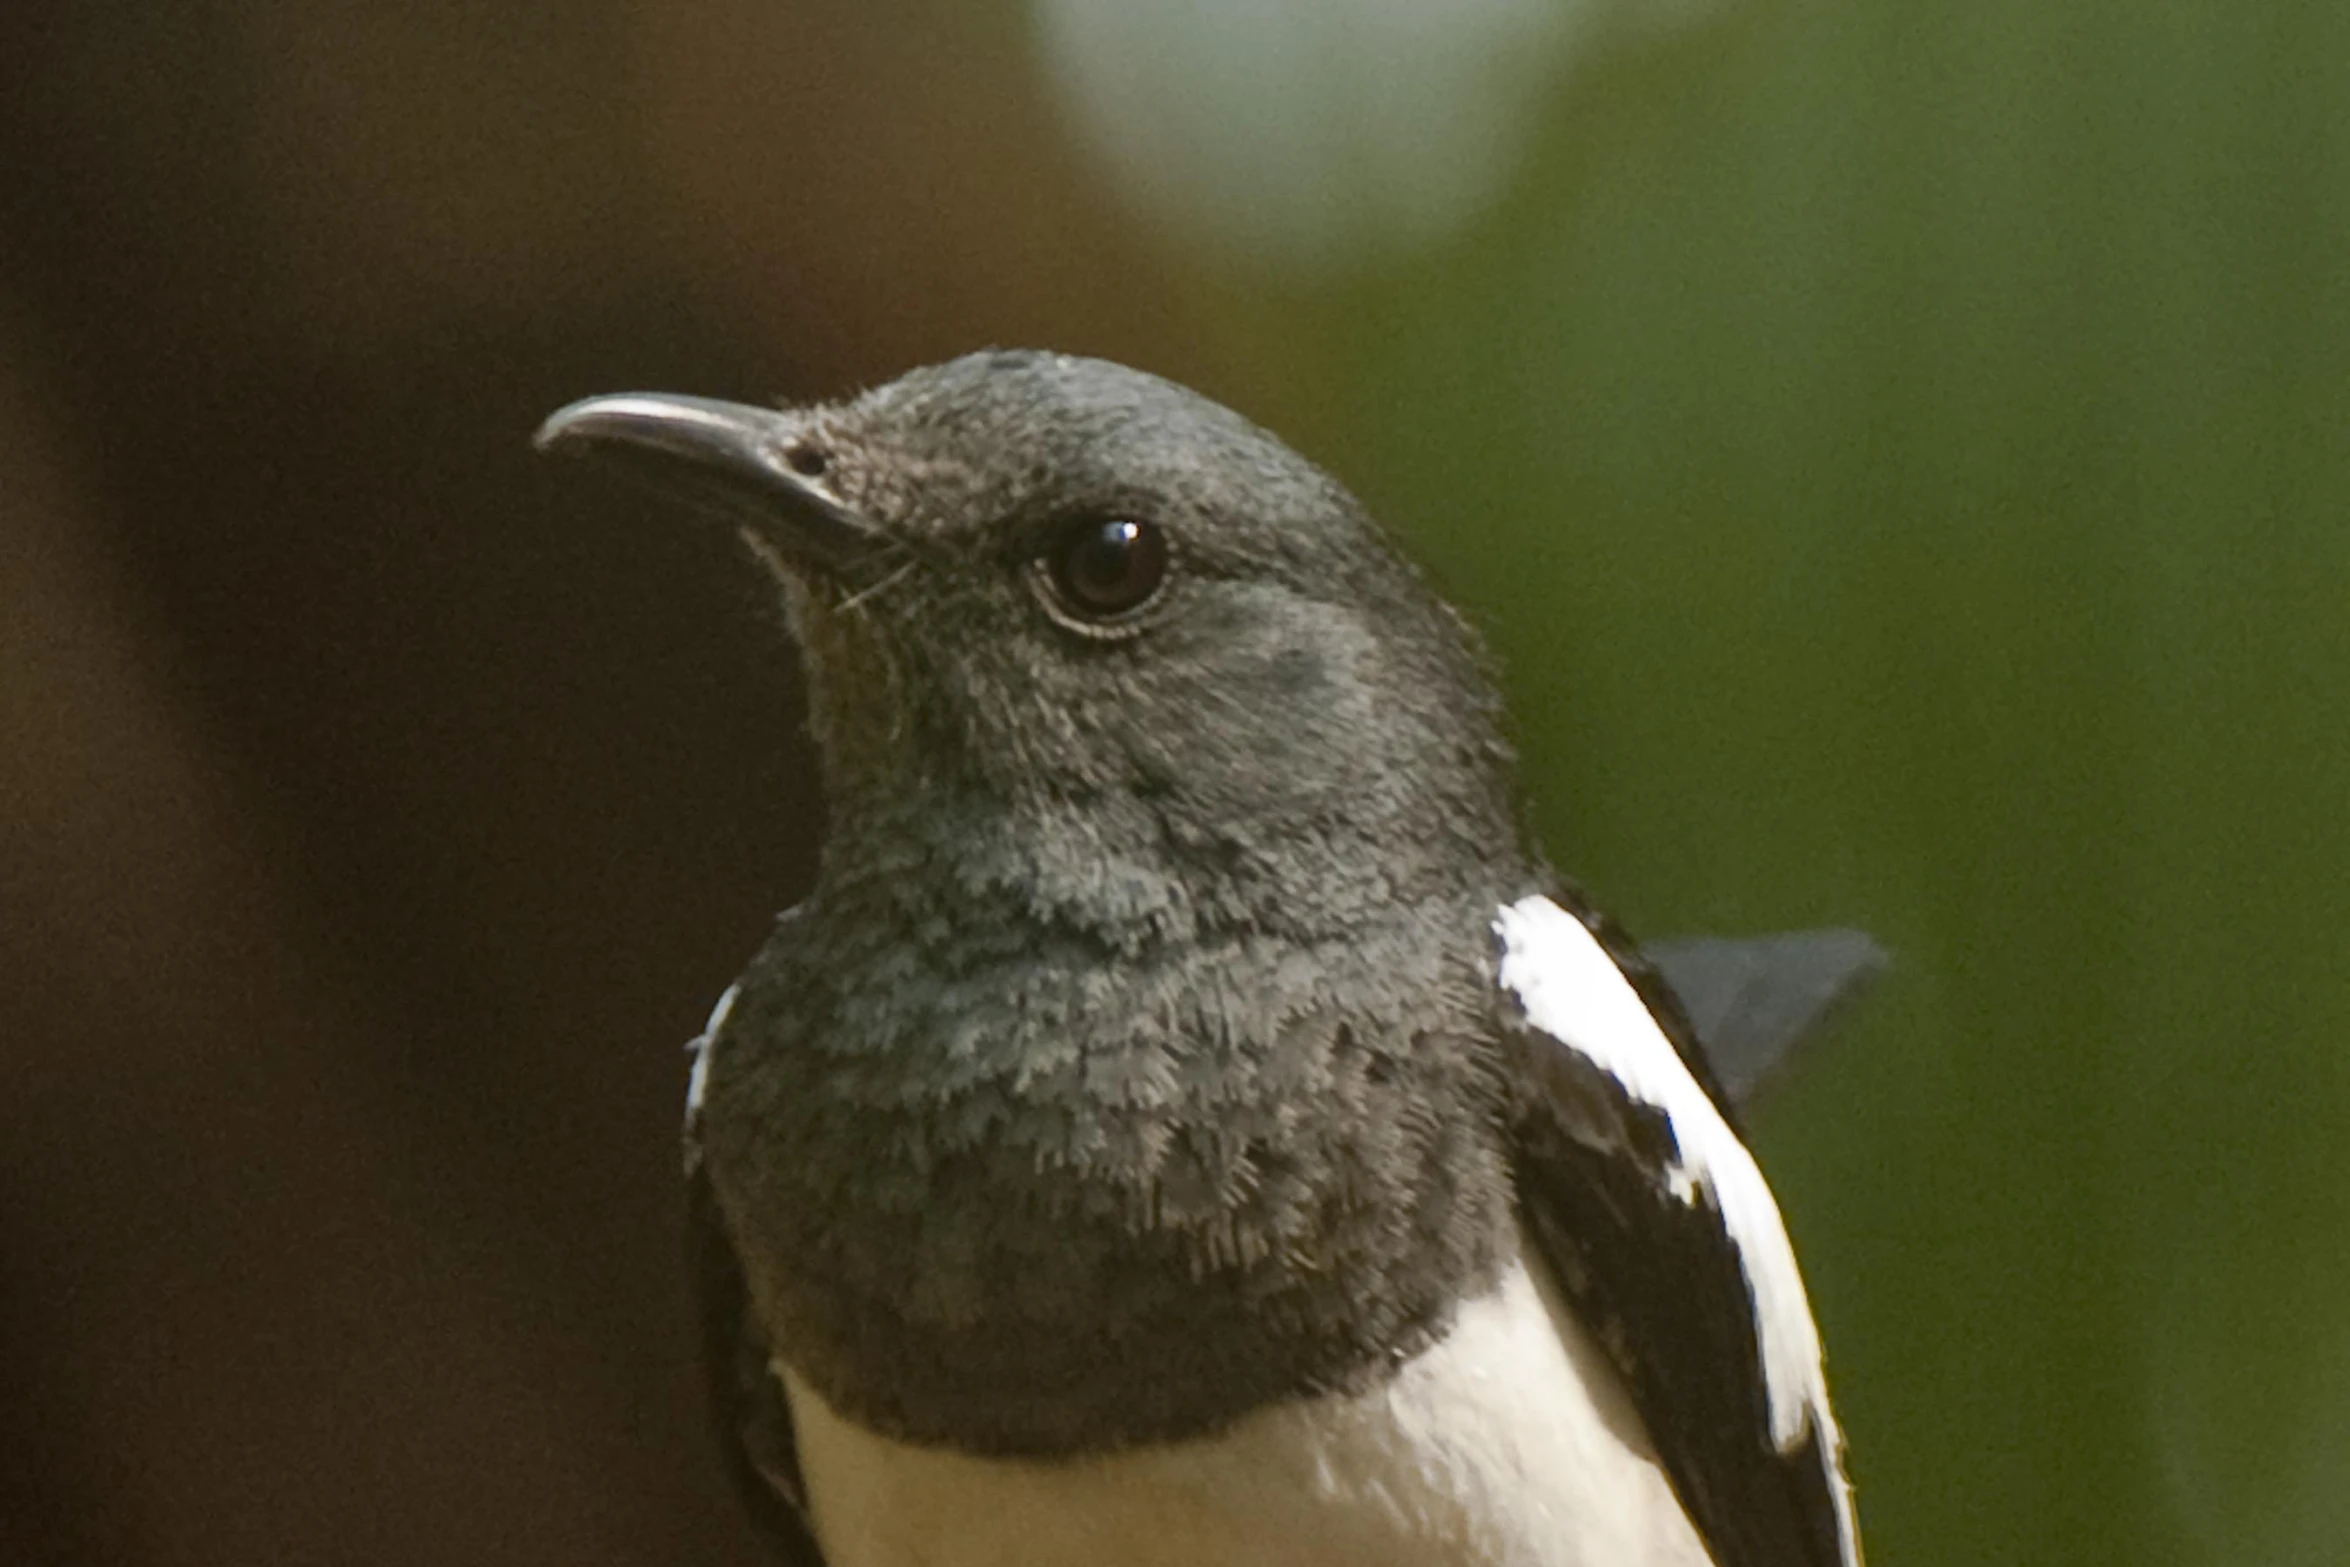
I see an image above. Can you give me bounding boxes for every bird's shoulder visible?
[685,981,826,1566]
[1494,889,1862,1567]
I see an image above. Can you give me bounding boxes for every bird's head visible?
[538,350,1523,943]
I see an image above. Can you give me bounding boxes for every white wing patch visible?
[685,982,740,1142]
[1493,895,1853,1534]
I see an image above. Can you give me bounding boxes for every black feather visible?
[688,1163,824,1566]
[1514,1052,1848,1567]
[1508,900,1857,1567]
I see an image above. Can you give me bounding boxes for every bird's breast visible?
[703,903,1521,1454]
[780,1234,1715,1567]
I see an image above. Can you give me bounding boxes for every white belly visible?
[781,1241,1715,1567]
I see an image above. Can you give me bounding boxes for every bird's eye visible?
[1041,517,1169,626]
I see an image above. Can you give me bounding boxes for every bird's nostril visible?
[786,444,830,478]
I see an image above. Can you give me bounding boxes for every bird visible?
[535,350,1880,1567]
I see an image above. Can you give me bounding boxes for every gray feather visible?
[1644,931,1887,1108]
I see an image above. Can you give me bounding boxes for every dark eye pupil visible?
[1053,518,1167,617]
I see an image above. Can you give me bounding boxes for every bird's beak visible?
[533,393,884,578]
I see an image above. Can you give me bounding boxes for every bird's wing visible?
[1496,894,1862,1567]
[1645,931,1886,1110]
[684,987,828,1567]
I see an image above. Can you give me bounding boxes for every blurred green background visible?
[4,1,2344,1563]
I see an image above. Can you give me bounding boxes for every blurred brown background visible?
[0,6,1239,1562]
[7,1,2350,1564]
